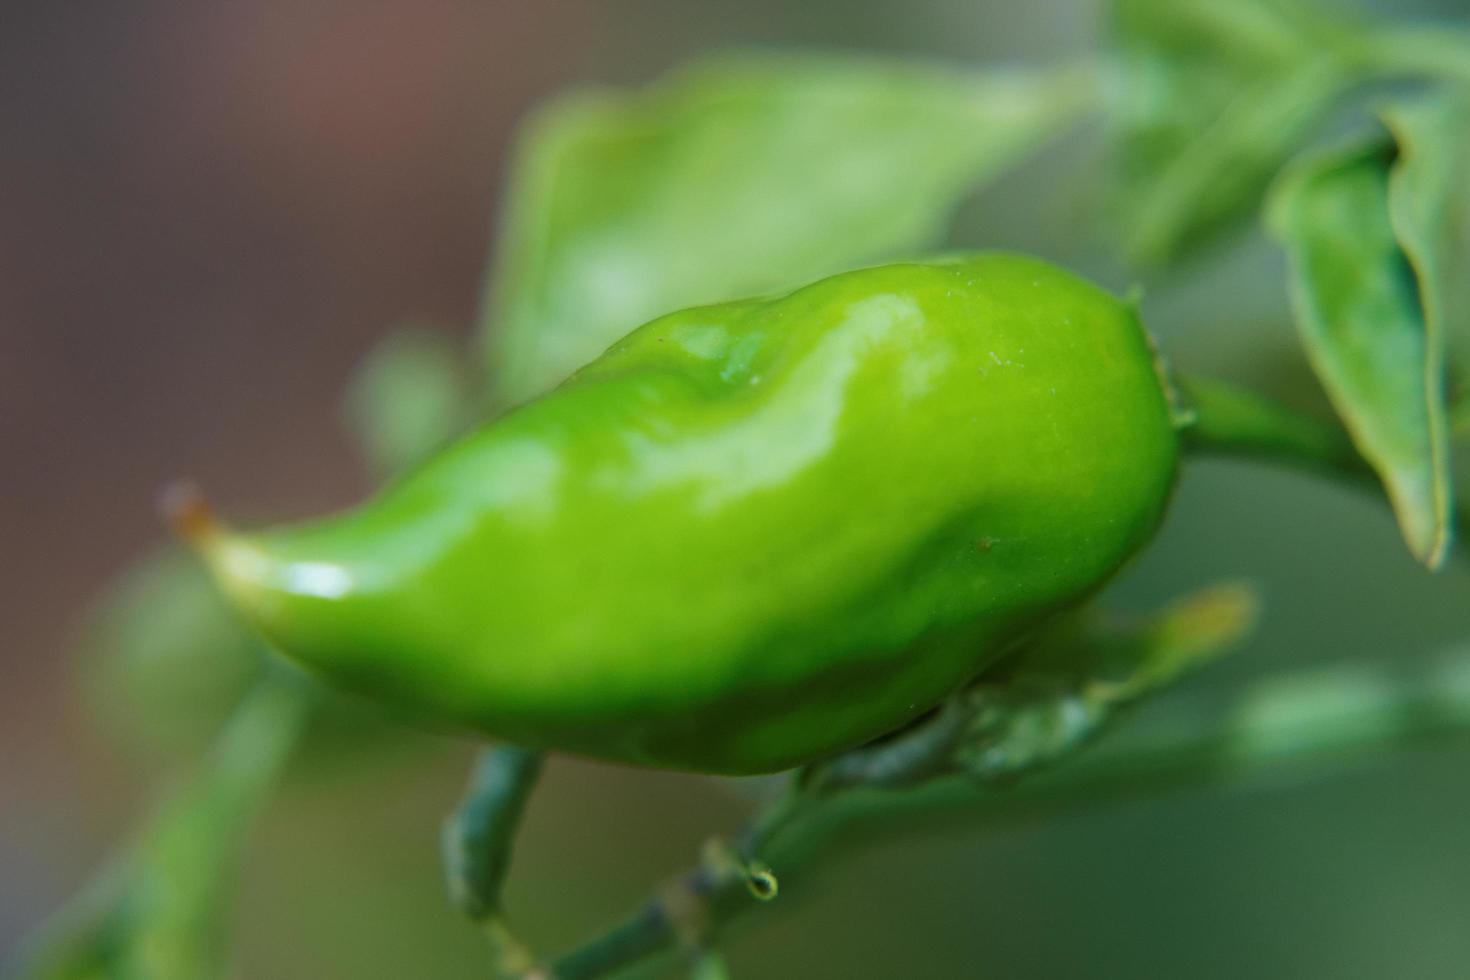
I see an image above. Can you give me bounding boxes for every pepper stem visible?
[1175,373,1469,566]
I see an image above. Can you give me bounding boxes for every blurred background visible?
[5,1,1470,977]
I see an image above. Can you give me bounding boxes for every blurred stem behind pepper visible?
[548,641,1470,980]
[6,675,312,980]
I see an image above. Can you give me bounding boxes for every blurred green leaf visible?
[8,681,308,980]
[1268,140,1453,567]
[959,583,1259,777]
[81,549,266,762]
[481,52,1090,405]
[344,327,472,477]
[1362,24,1470,90]
[1110,0,1357,265]
[807,584,1258,794]
[689,952,730,980]
[1382,91,1470,383]
[1014,582,1261,695]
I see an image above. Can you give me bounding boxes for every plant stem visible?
[1173,374,1368,478]
[442,745,546,978]
[8,673,313,980]
[547,647,1470,979]
[1175,373,1470,556]
[444,747,545,920]
[188,676,313,834]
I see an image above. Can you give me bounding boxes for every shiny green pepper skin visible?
[186,253,1178,775]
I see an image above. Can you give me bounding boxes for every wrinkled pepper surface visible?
[184,253,1179,774]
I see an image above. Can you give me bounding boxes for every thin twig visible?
[443,746,546,977]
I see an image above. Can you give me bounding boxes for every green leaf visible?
[343,327,471,477]
[1268,140,1453,567]
[80,549,266,761]
[690,952,731,980]
[806,584,1257,793]
[1110,0,1357,264]
[1382,91,1470,383]
[480,52,1089,405]
[9,681,309,980]
[1362,25,1470,90]
[956,583,1258,779]
[1005,583,1260,696]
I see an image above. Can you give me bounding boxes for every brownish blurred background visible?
[7,2,1470,978]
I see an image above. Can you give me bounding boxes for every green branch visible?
[8,675,312,980]
[1175,374,1470,556]
[442,746,546,978]
[1173,374,1368,478]
[547,645,1470,979]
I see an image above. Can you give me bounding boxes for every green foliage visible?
[1107,0,1470,567]
[80,548,265,761]
[344,327,472,477]
[481,53,1089,405]
[1008,583,1259,696]
[1383,92,1470,381]
[35,2,1470,977]
[9,681,308,980]
[1268,140,1453,567]
[954,585,1256,777]
[689,953,730,980]
[539,584,1257,978]
[805,584,1257,793]
[1108,0,1357,264]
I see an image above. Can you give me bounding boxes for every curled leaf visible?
[1382,91,1470,383]
[1268,140,1453,567]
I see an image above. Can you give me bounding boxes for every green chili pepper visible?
[173,253,1179,775]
